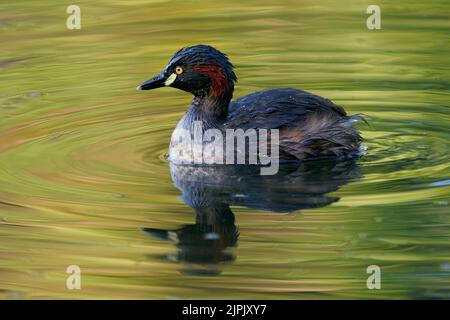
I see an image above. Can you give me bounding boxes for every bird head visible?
[137,45,237,99]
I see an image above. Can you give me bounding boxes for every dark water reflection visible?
[143,160,361,275]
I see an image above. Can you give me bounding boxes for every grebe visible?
[137,45,363,162]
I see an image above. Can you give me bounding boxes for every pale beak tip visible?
[136,85,142,90]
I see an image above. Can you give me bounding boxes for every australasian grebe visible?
[137,45,363,162]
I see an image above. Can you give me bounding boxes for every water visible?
[0,0,449,299]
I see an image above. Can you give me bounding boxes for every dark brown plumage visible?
[227,88,363,159]
[137,45,363,161]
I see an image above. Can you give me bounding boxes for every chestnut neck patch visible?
[192,64,230,97]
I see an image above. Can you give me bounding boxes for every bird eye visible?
[175,66,183,75]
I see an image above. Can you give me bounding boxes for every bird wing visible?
[226,88,346,130]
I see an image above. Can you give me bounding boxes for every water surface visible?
[0,0,449,299]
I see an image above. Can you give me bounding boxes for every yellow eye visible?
[175,66,183,75]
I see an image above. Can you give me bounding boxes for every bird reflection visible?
[142,160,361,276]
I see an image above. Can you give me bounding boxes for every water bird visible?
[137,45,363,162]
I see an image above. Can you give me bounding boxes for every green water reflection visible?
[0,0,449,299]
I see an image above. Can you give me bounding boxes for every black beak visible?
[136,72,165,90]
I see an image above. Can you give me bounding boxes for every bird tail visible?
[279,111,364,160]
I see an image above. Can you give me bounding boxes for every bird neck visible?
[192,90,233,121]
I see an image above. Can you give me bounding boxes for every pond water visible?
[0,0,449,299]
